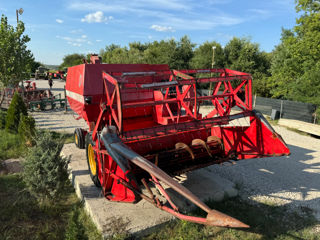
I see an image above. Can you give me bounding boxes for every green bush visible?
[5,92,27,133]
[18,113,35,146]
[0,110,6,129]
[23,131,70,204]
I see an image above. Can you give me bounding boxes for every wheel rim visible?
[75,133,78,145]
[88,144,96,175]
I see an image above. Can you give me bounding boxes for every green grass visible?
[0,129,74,162]
[36,129,75,144]
[144,197,320,240]
[0,174,102,240]
[50,131,75,144]
[0,129,25,160]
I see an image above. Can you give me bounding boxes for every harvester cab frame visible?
[66,55,290,228]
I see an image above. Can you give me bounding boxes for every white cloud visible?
[150,25,175,32]
[81,11,113,23]
[72,43,82,47]
[70,29,83,34]
[69,0,190,13]
[56,19,64,24]
[96,39,102,42]
[56,35,92,47]
[70,1,244,31]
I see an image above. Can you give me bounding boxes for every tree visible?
[169,36,195,69]
[60,53,85,69]
[30,60,41,73]
[224,37,271,96]
[190,41,225,69]
[23,131,70,204]
[5,92,28,133]
[143,36,195,69]
[0,15,34,87]
[269,0,320,104]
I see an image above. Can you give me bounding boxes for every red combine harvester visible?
[66,55,290,228]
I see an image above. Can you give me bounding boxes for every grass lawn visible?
[0,174,102,240]
[0,129,74,161]
[0,129,26,160]
[144,198,320,240]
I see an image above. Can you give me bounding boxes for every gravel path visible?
[28,79,87,133]
[28,78,320,219]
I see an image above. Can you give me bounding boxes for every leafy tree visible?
[224,37,271,96]
[0,15,34,87]
[269,0,320,104]
[5,92,28,133]
[100,36,194,68]
[30,60,41,73]
[23,131,70,204]
[169,36,195,69]
[144,36,195,69]
[190,41,225,69]
[60,53,85,69]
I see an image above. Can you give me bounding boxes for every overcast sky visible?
[1,0,297,65]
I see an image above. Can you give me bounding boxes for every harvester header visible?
[66,55,290,228]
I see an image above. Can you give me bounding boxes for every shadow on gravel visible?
[245,144,320,208]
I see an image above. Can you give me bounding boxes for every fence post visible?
[64,85,67,112]
[280,100,283,119]
[253,94,256,108]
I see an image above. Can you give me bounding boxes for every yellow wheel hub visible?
[88,144,96,175]
[75,133,78,145]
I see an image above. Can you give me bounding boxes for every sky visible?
[0,0,297,65]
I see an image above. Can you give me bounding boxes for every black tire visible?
[85,133,101,187]
[74,128,85,149]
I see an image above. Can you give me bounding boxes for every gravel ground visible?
[28,79,87,133]
[28,78,320,219]
[208,126,320,219]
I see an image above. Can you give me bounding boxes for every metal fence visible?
[199,90,317,123]
[253,96,316,123]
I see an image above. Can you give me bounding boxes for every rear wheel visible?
[74,128,85,149]
[85,134,101,187]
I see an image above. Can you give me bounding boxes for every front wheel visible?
[85,134,101,187]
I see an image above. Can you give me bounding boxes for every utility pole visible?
[210,46,216,94]
[16,8,24,94]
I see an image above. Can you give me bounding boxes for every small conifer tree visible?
[18,113,35,146]
[23,131,70,204]
[5,92,28,133]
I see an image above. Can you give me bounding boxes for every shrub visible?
[0,110,6,129]
[23,131,70,204]
[5,92,27,133]
[18,113,35,146]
